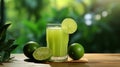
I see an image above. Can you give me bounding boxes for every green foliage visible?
[5,0,120,53]
[0,24,18,62]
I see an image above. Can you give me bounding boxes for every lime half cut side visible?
[62,18,77,34]
[33,47,52,61]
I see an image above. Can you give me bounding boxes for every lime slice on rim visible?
[33,47,52,62]
[62,18,77,34]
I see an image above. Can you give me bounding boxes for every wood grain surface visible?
[0,53,120,67]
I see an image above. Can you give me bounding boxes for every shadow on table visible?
[24,59,89,67]
[24,59,46,63]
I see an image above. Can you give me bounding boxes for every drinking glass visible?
[46,23,69,62]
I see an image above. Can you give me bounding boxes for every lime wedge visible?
[62,18,77,34]
[33,47,52,62]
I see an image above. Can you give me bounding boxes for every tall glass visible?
[46,24,69,62]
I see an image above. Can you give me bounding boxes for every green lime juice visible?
[46,24,69,61]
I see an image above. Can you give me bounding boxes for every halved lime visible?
[62,18,77,34]
[33,47,52,62]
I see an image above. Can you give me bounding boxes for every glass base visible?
[50,55,68,62]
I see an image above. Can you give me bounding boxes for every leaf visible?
[0,24,11,42]
[5,39,15,49]
[0,44,18,62]
[7,39,15,45]
[0,51,10,62]
[0,39,15,51]
[3,52,10,62]
[8,45,18,52]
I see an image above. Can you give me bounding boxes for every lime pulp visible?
[33,47,52,61]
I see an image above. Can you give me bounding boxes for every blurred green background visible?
[0,0,120,53]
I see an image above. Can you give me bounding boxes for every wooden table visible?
[0,53,120,67]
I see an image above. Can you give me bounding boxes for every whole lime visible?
[68,43,84,60]
[23,41,40,59]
